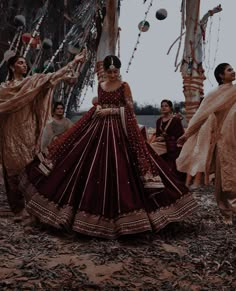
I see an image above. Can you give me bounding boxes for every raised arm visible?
[50,51,86,85]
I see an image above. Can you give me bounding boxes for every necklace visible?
[160,116,173,137]
[11,78,24,86]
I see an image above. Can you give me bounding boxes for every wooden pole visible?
[96,0,119,83]
[181,1,222,124]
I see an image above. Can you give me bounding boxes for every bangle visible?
[110,108,119,115]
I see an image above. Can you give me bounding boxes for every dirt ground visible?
[0,183,236,291]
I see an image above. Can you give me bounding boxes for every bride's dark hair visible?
[103,55,121,70]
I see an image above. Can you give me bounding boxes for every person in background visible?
[150,99,185,181]
[41,102,73,153]
[177,62,236,225]
[0,52,85,216]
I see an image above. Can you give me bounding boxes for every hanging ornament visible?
[138,20,150,32]
[155,8,168,20]
[30,35,41,49]
[22,33,41,48]
[14,15,26,27]
[43,60,54,73]
[3,50,16,62]
[22,33,31,44]
[42,38,53,50]
[32,67,41,73]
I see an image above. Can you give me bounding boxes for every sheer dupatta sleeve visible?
[121,82,158,177]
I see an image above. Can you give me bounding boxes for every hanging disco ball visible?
[138,20,150,32]
[156,9,168,20]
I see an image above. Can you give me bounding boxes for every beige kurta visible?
[176,83,236,216]
[0,62,78,213]
[0,64,72,176]
[0,74,53,176]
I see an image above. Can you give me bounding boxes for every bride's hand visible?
[95,108,111,118]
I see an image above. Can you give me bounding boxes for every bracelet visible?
[110,108,119,115]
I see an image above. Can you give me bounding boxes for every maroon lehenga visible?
[20,83,197,239]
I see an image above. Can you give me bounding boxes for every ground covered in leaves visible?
[0,184,235,291]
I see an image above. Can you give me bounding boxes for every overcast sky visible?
[81,0,235,110]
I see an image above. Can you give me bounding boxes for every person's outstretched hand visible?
[74,49,86,64]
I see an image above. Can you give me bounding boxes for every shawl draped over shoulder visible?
[0,71,64,176]
[176,83,236,193]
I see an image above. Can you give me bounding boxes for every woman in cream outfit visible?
[177,63,236,225]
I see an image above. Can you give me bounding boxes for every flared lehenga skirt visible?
[20,113,197,238]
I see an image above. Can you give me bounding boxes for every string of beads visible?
[126,0,154,73]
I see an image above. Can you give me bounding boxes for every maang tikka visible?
[109,57,115,70]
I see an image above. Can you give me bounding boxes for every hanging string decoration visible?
[43,0,97,73]
[65,52,97,115]
[0,15,26,69]
[64,62,83,115]
[50,0,101,114]
[116,27,121,58]
[27,38,53,76]
[203,14,221,81]
[23,0,49,58]
[126,0,154,73]
[200,6,222,86]
[63,0,98,114]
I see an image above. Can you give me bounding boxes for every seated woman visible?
[20,56,197,239]
[150,99,185,181]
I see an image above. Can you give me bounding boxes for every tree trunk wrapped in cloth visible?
[181,1,222,123]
